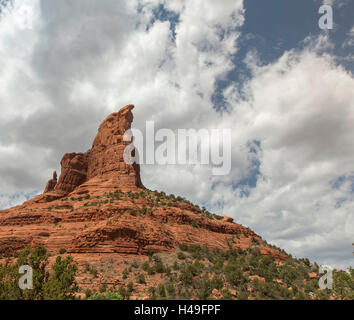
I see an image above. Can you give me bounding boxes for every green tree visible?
[42,255,78,300]
[0,246,78,300]
[333,270,354,299]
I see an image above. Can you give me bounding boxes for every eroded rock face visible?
[43,104,143,198]
[87,104,143,189]
[54,153,89,194]
[0,191,272,258]
[44,171,57,193]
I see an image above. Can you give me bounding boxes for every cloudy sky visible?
[0,0,353,269]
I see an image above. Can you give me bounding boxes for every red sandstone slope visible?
[0,105,287,264]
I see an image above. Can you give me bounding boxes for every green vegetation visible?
[122,268,129,279]
[136,274,146,284]
[0,246,78,300]
[99,283,107,293]
[118,286,131,300]
[129,209,137,216]
[87,291,122,300]
[103,244,352,300]
[177,251,186,260]
[66,188,224,223]
[84,263,98,278]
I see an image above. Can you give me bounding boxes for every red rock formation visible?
[0,104,290,298]
[44,171,57,193]
[0,105,289,261]
[0,191,280,259]
[222,215,234,223]
[86,104,143,190]
[54,153,89,194]
[41,104,143,199]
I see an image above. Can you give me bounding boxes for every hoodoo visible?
[44,171,57,193]
[41,104,143,202]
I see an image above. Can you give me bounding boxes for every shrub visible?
[251,237,260,245]
[136,274,146,284]
[145,247,154,258]
[99,284,107,293]
[122,268,129,280]
[191,221,199,228]
[198,280,212,300]
[279,265,299,286]
[88,292,122,300]
[118,286,130,300]
[222,288,232,300]
[127,281,133,293]
[148,286,156,299]
[178,244,188,251]
[58,248,66,255]
[213,257,224,271]
[188,244,202,259]
[84,289,93,298]
[237,290,249,300]
[177,252,186,260]
[211,275,224,290]
[142,261,150,272]
[179,268,193,285]
[189,260,203,276]
[157,284,166,298]
[173,261,179,270]
[84,263,90,272]
[153,261,165,273]
[166,282,176,298]
[226,269,246,287]
[89,267,98,278]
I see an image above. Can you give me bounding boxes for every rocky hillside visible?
[0,105,352,300]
